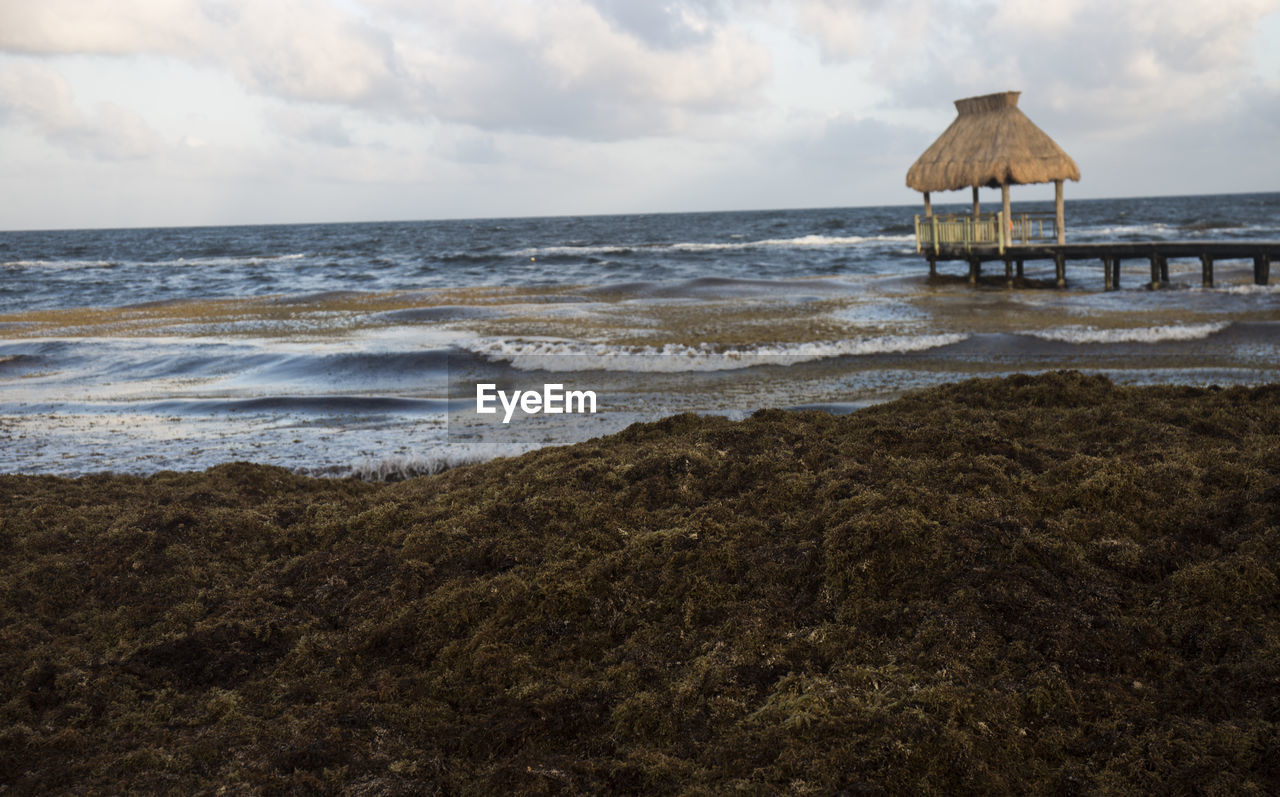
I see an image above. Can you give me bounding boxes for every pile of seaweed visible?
[3,372,1279,794]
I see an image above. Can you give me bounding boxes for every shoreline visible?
[4,371,1279,792]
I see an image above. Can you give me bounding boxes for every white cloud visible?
[0,62,163,160]
[378,0,774,138]
[0,0,1276,229]
[0,0,406,107]
[0,0,772,140]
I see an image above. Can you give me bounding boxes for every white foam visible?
[1196,283,1280,295]
[2,259,118,269]
[509,233,913,258]
[464,333,968,372]
[2,253,307,269]
[1029,322,1229,344]
[1083,223,1175,237]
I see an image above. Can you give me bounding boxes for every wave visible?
[1198,283,1280,295]
[2,253,307,270]
[1028,322,1229,344]
[1080,223,1175,237]
[578,275,864,300]
[143,396,449,416]
[508,233,914,258]
[2,259,119,269]
[462,333,968,372]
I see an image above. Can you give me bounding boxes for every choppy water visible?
[2,192,1278,476]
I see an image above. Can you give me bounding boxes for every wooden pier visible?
[904,91,1277,292]
[921,238,1280,291]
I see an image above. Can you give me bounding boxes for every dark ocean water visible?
[2,192,1278,476]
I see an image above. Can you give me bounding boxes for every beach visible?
[2,193,1279,477]
[3,195,1280,793]
[3,371,1278,793]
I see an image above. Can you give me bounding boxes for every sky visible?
[0,0,1277,230]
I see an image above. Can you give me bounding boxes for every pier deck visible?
[924,240,1280,290]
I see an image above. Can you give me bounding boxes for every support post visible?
[928,257,936,277]
[1054,179,1065,245]
[1255,255,1271,286]
[1159,255,1169,284]
[972,186,980,219]
[1201,255,1214,288]
[968,258,980,286]
[1103,258,1113,291]
[1005,258,1013,288]
[923,191,932,217]
[1054,253,1066,288]
[1001,183,1011,250]
[1150,255,1162,289]
[1111,257,1121,290]
[1016,260,1024,278]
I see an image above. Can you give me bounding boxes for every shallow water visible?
[2,192,1278,475]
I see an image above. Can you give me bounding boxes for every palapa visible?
[906,91,1079,193]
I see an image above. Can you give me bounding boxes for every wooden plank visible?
[1201,254,1213,288]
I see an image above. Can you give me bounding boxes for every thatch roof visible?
[906,91,1080,193]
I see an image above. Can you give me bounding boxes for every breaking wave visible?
[1029,323,1230,344]
[463,334,968,372]
[509,234,912,258]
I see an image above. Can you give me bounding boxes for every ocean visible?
[2,191,1278,477]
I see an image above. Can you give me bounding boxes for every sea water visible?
[2,192,1278,476]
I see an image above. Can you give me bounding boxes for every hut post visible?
[923,191,932,217]
[1001,183,1011,247]
[1054,179,1065,245]
[971,186,980,219]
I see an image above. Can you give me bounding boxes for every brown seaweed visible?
[2,371,1278,794]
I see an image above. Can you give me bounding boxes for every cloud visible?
[267,108,355,147]
[0,0,772,141]
[0,62,163,160]
[794,0,1280,132]
[790,0,931,65]
[376,0,774,139]
[0,0,407,107]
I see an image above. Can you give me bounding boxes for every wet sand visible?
[3,371,1279,793]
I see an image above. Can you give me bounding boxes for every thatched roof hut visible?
[907,91,1078,193]
[907,91,1078,245]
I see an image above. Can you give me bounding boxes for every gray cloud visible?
[267,108,355,147]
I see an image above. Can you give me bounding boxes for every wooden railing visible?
[915,211,1059,254]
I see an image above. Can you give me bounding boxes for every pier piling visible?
[919,240,1280,291]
